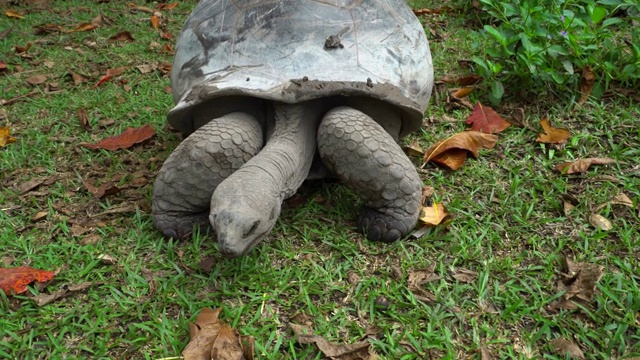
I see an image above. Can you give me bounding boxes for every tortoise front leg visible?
[317,107,422,242]
[152,112,263,239]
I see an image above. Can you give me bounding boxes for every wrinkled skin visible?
[152,101,423,257]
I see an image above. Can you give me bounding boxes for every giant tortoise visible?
[152,0,434,257]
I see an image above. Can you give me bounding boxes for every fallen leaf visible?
[402,139,424,157]
[0,266,55,295]
[108,31,135,43]
[15,42,32,54]
[550,338,585,360]
[183,308,223,359]
[423,131,498,170]
[127,3,155,13]
[150,15,160,30]
[97,254,117,265]
[33,24,63,35]
[71,23,97,32]
[478,345,493,360]
[451,86,475,98]
[577,66,595,106]
[135,63,156,74]
[557,256,604,304]
[408,263,441,291]
[5,10,24,19]
[465,102,511,134]
[535,119,571,144]
[161,43,174,53]
[156,2,179,10]
[79,124,155,150]
[448,74,482,86]
[0,126,17,147]
[18,177,46,194]
[588,214,612,230]
[412,7,451,15]
[419,201,448,226]
[82,179,121,199]
[160,32,173,40]
[26,74,47,85]
[71,73,88,85]
[107,66,127,77]
[78,108,91,131]
[32,281,98,306]
[555,158,617,174]
[594,193,634,212]
[452,268,478,283]
[211,324,245,360]
[290,323,370,359]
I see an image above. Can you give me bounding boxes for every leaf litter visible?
[555,157,618,174]
[290,323,378,360]
[182,307,254,360]
[79,124,155,150]
[423,131,498,170]
[551,255,604,310]
[0,266,56,295]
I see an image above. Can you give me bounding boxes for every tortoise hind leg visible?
[317,107,422,242]
[152,112,263,239]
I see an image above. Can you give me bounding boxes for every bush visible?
[467,0,640,104]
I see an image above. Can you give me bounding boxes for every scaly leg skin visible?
[152,112,263,239]
[318,106,422,242]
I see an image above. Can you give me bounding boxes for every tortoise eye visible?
[244,220,260,237]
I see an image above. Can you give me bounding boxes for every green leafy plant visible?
[469,0,640,104]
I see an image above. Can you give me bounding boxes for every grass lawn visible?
[1,0,638,359]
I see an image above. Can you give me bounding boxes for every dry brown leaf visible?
[32,281,98,306]
[450,86,475,98]
[588,214,612,230]
[5,10,25,19]
[0,126,17,147]
[82,179,121,199]
[465,102,511,134]
[107,66,127,77]
[26,74,47,85]
[402,139,424,157]
[555,158,617,174]
[408,264,441,290]
[557,256,604,303]
[127,3,155,13]
[452,268,478,283]
[211,324,244,360]
[577,66,595,106]
[423,131,498,170]
[18,177,46,194]
[594,193,634,213]
[108,31,135,43]
[157,2,179,10]
[71,73,88,85]
[79,124,154,150]
[183,308,223,360]
[78,108,91,131]
[479,345,493,360]
[150,15,160,30]
[535,119,571,144]
[550,338,585,360]
[72,23,97,32]
[419,201,448,226]
[34,24,63,35]
[290,323,370,359]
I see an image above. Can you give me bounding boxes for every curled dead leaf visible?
[536,119,571,144]
[402,139,424,157]
[555,158,617,174]
[5,10,25,19]
[423,131,498,170]
[150,15,160,29]
[26,74,47,85]
[290,323,371,359]
[577,66,595,106]
[588,213,612,230]
[450,86,475,98]
[108,31,135,43]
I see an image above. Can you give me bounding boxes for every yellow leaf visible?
[536,119,571,144]
[419,202,449,226]
[5,10,24,19]
[0,127,17,147]
[150,15,160,30]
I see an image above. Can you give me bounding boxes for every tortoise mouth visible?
[218,229,269,258]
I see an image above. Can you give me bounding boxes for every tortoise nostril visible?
[243,220,260,237]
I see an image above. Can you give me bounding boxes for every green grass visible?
[1,1,639,359]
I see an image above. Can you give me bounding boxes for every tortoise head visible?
[210,193,281,258]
